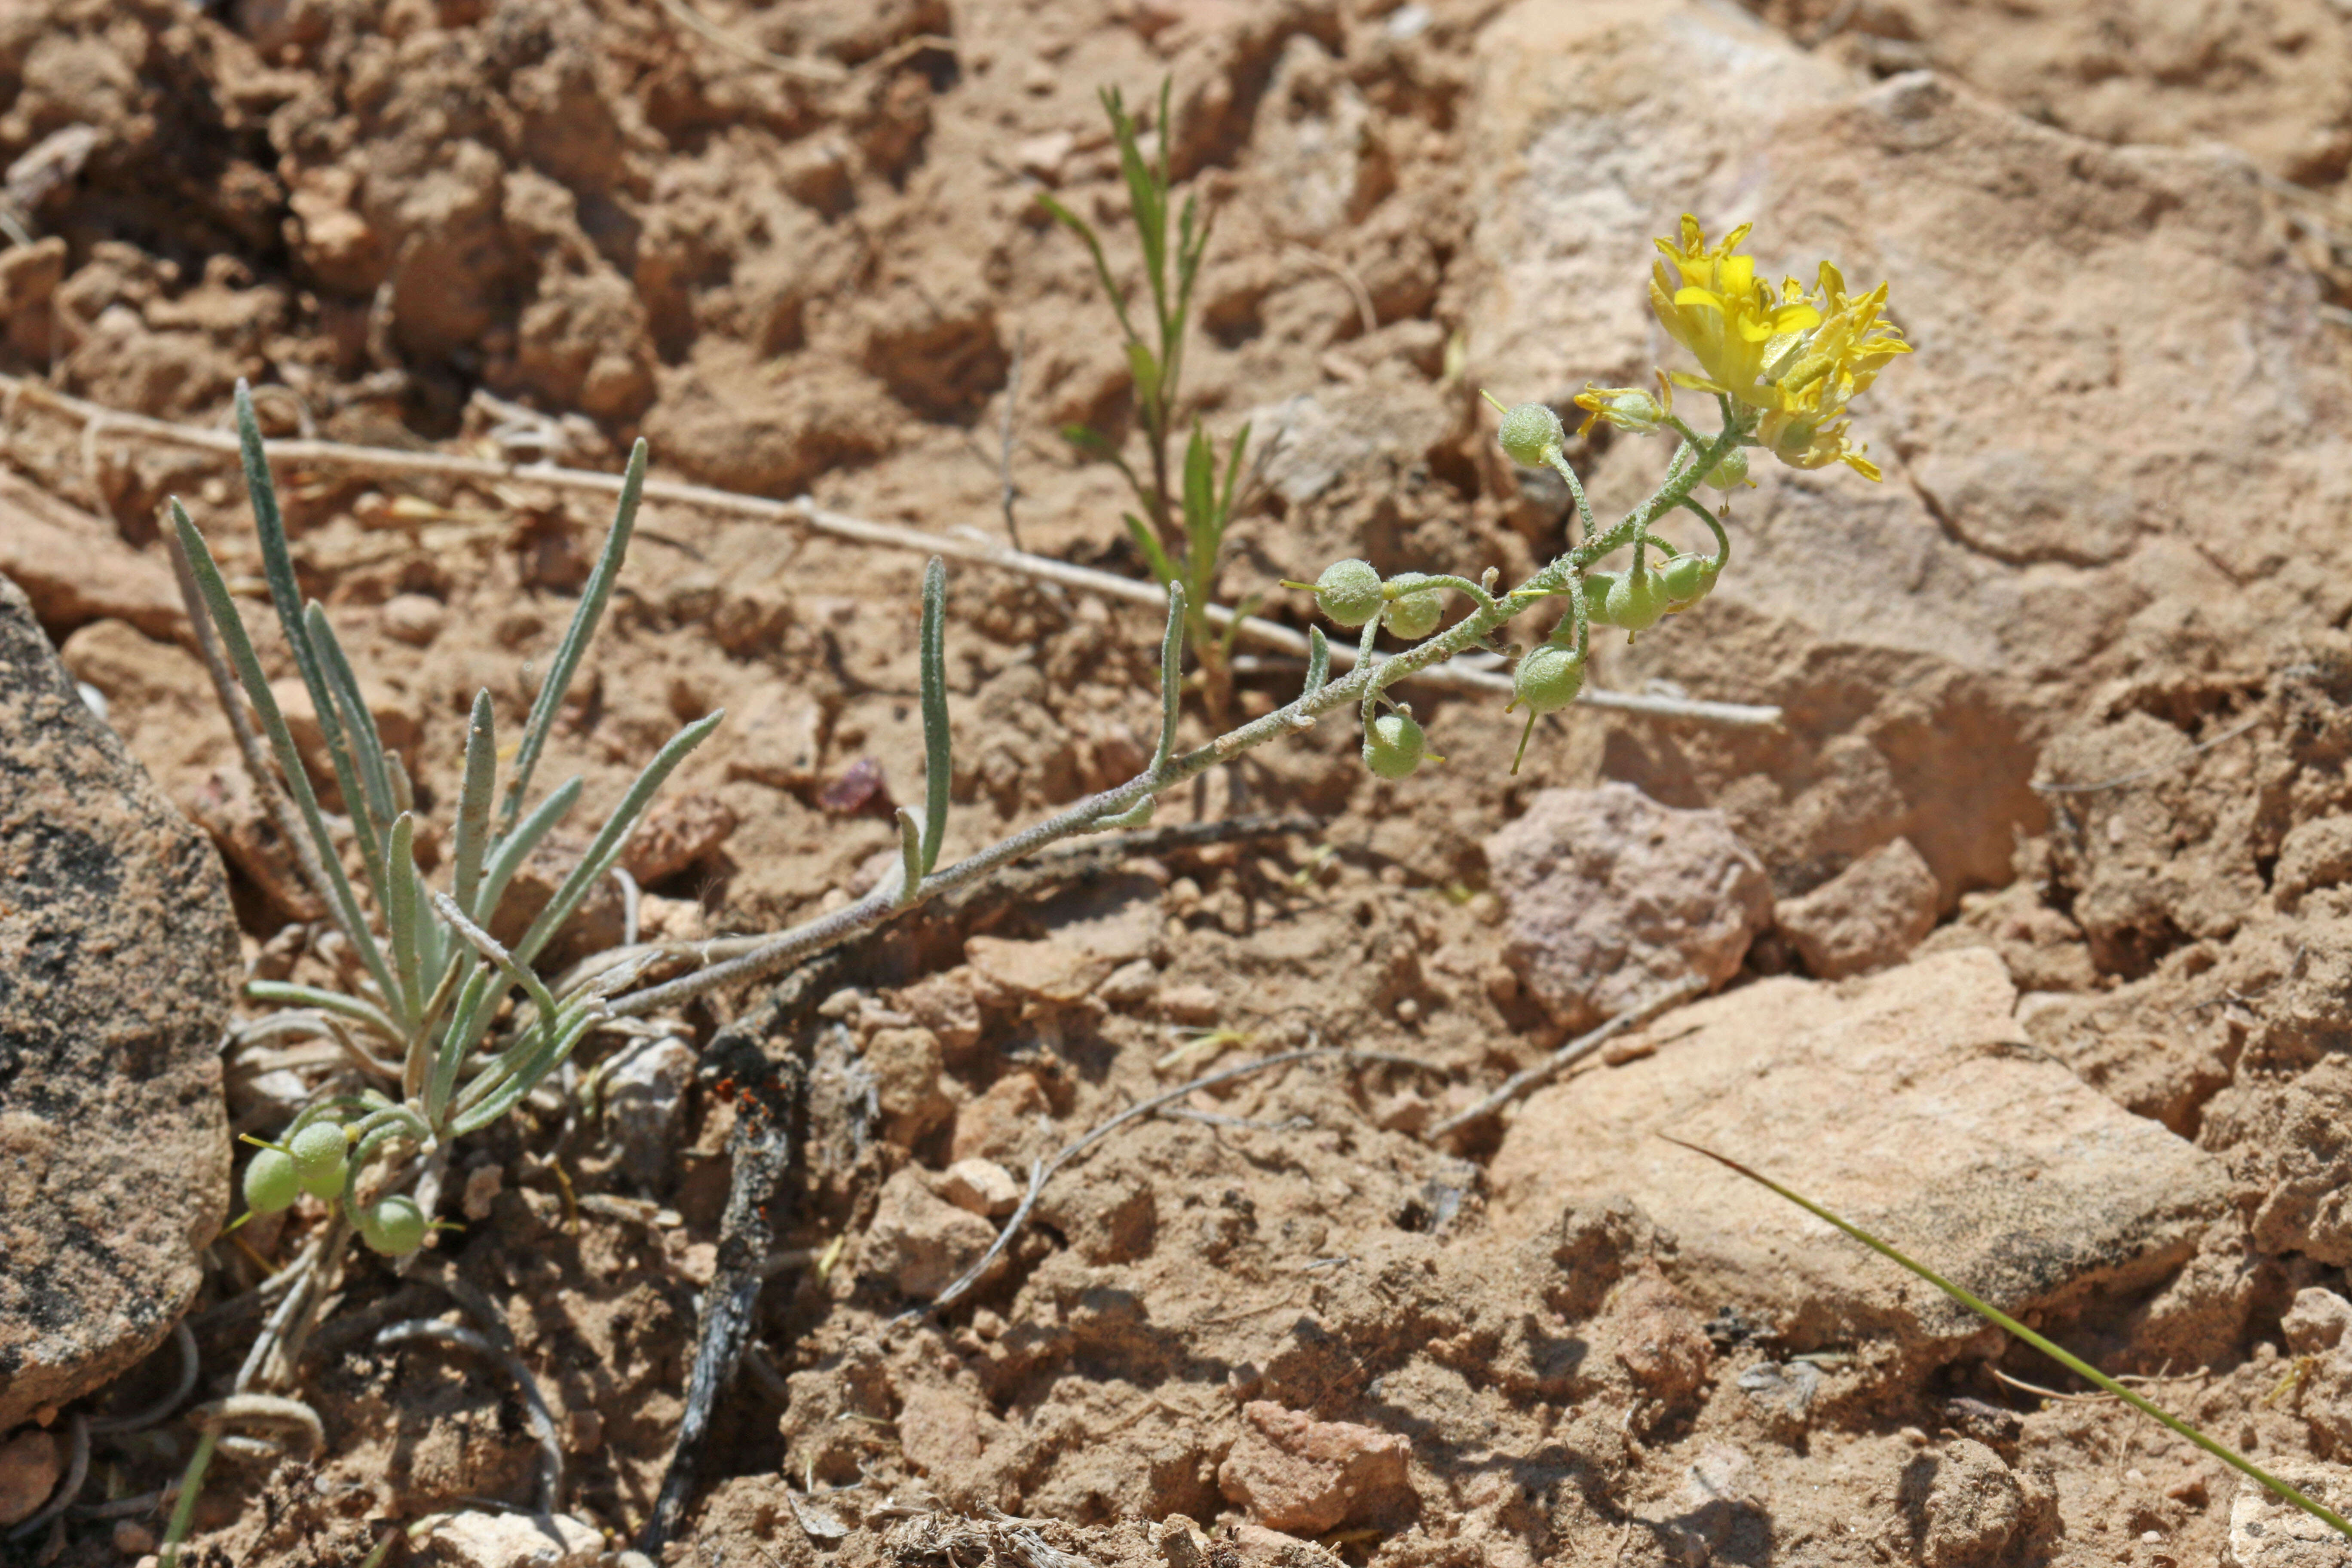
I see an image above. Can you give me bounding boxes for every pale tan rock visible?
[266,673,421,785]
[1910,1438,2052,1567]
[937,1158,1021,1218]
[890,968,983,1059]
[619,791,735,885]
[1486,948,2231,1365]
[2226,1463,2352,1568]
[2277,816,2352,912]
[0,470,181,642]
[1775,838,1940,979]
[896,1383,995,1481]
[864,1026,951,1150]
[412,1509,603,1568]
[1158,983,1221,1025]
[380,593,448,648]
[0,1427,60,1528]
[861,1168,998,1298]
[1485,784,1772,1029]
[965,933,1114,1005]
[2284,1288,2352,1355]
[723,696,824,791]
[951,1073,1054,1165]
[1217,1401,1412,1534]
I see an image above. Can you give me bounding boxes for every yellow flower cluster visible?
[1648,216,1908,480]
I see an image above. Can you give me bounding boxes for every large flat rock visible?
[1486,948,2230,1362]
[0,572,237,1430]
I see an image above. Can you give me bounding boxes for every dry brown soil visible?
[6,0,2352,1564]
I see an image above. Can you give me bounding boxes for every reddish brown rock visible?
[0,573,237,1432]
[1775,837,1941,979]
[1485,784,1773,1029]
[1217,1401,1412,1534]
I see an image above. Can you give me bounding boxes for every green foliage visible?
[1038,80,1256,684]
[184,381,720,1255]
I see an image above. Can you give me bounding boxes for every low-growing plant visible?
[181,385,717,1259]
[1038,80,1261,706]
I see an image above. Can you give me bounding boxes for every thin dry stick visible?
[998,331,1026,552]
[1424,974,1707,1140]
[1,374,1781,729]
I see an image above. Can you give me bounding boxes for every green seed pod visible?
[358,1194,428,1257]
[1362,712,1427,780]
[1513,643,1587,716]
[1660,552,1720,609]
[1702,448,1750,492]
[1497,402,1565,467]
[1312,559,1385,628]
[1382,573,1443,641]
[288,1122,347,1201]
[242,1148,299,1216]
[1581,573,1620,628]
[1606,568,1666,632]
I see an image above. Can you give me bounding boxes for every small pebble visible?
[380,593,448,647]
[113,1521,156,1555]
[2141,1529,2163,1544]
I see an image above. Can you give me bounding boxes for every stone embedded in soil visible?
[1486,947,2231,1363]
[2276,815,2352,912]
[603,1037,695,1187]
[2226,1463,2352,1568]
[1775,837,1940,979]
[0,574,238,1433]
[937,1158,1021,1217]
[0,1427,61,1528]
[2278,1289,2352,1458]
[1484,783,1773,1029]
[951,1072,1055,1165]
[411,1510,604,1568]
[860,1167,999,1298]
[1216,1400,1414,1535]
[1909,1437,2057,1567]
[619,791,736,885]
[863,1025,951,1150]
[0,472,183,643]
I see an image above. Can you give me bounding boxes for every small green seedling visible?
[1668,1137,2352,1544]
[1039,79,1258,703]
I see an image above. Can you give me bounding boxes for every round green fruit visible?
[1362,712,1427,780]
[242,1148,299,1216]
[1497,402,1565,467]
[1312,559,1384,628]
[1513,643,1587,716]
[288,1122,348,1200]
[1605,568,1666,632]
[1580,573,1619,628]
[358,1194,428,1257]
[1702,448,1750,492]
[1660,552,1720,609]
[1382,574,1443,640]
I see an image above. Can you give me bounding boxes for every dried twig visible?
[998,331,1026,552]
[2030,713,2263,795]
[1424,975,1706,1140]
[0,374,1780,726]
[86,1320,199,1435]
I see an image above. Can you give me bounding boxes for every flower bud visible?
[289,1122,347,1201]
[1312,558,1384,628]
[1381,573,1443,641]
[358,1194,427,1256]
[1512,643,1586,716]
[1701,448,1750,492]
[243,1148,299,1216]
[1605,567,1666,632]
[1497,402,1566,466]
[1362,712,1427,779]
[1572,383,1665,436]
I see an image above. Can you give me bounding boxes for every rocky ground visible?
[3,0,2352,1564]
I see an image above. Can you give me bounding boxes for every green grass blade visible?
[452,690,496,920]
[1124,513,1176,589]
[509,711,724,970]
[1181,422,1215,549]
[1666,1136,2352,1543]
[479,776,582,923]
[499,438,647,837]
[1151,582,1184,776]
[1218,422,1250,520]
[172,502,399,1008]
[918,557,951,875]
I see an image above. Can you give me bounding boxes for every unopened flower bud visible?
[1573,384,1665,437]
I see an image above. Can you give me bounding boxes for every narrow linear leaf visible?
[449,1013,600,1136]
[426,960,493,1125]
[431,889,560,1040]
[452,690,497,920]
[918,557,951,875]
[1666,1136,2352,1544]
[479,776,583,923]
[245,981,403,1044]
[1124,513,1176,589]
[1035,191,1139,346]
[304,602,395,875]
[385,814,423,1024]
[894,807,925,908]
[510,710,724,971]
[500,438,648,837]
[173,502,398,1009]
[1302,625,1330,699]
